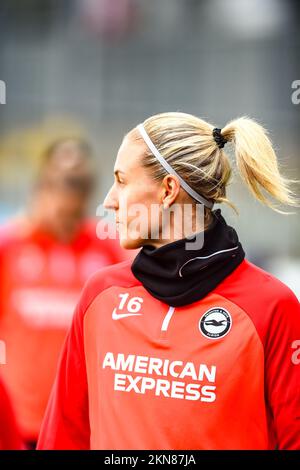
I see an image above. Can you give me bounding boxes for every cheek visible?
[119,184,155,213]
[118,183,159,230]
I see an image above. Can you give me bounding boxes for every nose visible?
[103,184,118,211]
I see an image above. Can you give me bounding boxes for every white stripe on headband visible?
[137,123,214,209]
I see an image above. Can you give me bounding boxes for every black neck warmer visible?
[131,209,245,307]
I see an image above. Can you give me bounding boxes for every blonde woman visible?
[38,112,300,450]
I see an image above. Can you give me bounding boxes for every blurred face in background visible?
[31,139,94,243]
[36,185,90,242]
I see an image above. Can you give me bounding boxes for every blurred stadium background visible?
[0,0,299,296]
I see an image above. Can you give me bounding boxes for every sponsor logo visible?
[12,288,78,328]
[199,307,232,339]
[102,352,217,402]
[112,308,142,320]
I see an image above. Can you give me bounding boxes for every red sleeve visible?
[264,289,300,449]
[36,276,99,450]
[0,378,23,450]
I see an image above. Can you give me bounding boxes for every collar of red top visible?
[131,209,245,307]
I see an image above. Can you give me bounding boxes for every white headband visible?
[137,123,214,209]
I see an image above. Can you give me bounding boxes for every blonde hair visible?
[131,112,299,216]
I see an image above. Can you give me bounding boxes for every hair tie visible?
[212,128,228,149]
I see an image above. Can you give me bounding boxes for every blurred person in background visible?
[0,137,131,448]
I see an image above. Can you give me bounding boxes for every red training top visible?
[37,258,300,449]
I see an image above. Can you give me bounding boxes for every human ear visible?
[161,175,180,208]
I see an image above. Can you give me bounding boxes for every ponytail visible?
[222,117,299,213]
[131,112,298,215]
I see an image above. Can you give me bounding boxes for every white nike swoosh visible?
[112,308,142,320]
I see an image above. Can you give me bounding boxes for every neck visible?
[131,208,245,307]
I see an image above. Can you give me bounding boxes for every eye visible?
[114,172,126,186]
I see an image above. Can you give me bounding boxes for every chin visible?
[118,229,146,250]
[119,237,144,250]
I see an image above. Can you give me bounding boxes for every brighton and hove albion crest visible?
[199,307,232,339]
